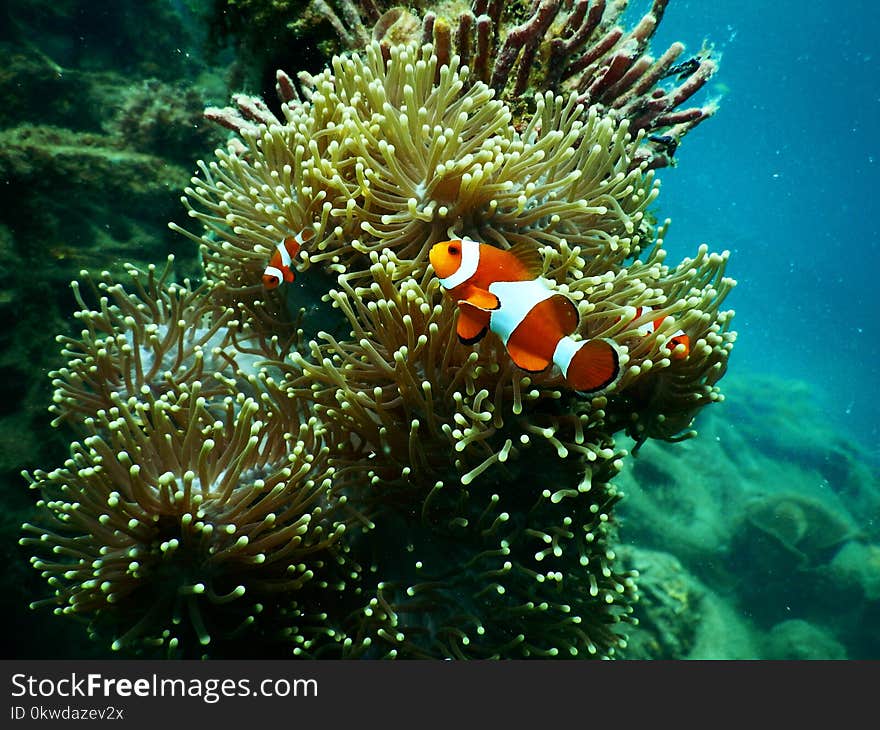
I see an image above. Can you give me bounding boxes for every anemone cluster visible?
[23,4,735,660]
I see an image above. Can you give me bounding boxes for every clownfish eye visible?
[448,243,460,256]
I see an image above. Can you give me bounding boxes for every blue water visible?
[648,0,879,450]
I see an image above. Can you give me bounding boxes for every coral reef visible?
[21,386,350,655]
[19,1,737,659]
[761,620,848,660]
[733,492,856,571]
[830,541,880,603]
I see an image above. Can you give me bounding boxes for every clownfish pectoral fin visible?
[456,301,490,344]
[505,338,553,373]
[556,337,621,393]
[283,268,296,283]
[507,241,545,279]
[460,288,500,311]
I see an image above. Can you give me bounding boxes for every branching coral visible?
[312,0,719,169]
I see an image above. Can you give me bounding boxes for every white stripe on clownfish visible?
[262,228,316,290]
[488,280,606,383]
[275,240,293,267]
[487,279,556,345]
[552,337,592,380]
[263,265,285,286]
[438,238,481,290]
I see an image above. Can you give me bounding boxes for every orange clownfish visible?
[261,229,315,289]
[630,305,690,359]
[429,238,622,394]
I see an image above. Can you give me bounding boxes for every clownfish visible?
[630,305,690,359]
[261,229,315,289]
[429,238,621,393]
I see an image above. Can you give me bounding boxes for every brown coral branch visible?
[549,0,604,79]
[628,57,717,134]
[433,16,453,72]
[230,93,278,127]
[310,0,358,48]
[456,11,474,70]
[613,41,685,110]
[489,0,561,94]
[421,11,435,46]
[275,69,300,104]
[203,91,285,139]
[566,26,623,83]
[582,45,639,103]
[360,0,382,24]
[203,106,259,137]
[473,14,493,85]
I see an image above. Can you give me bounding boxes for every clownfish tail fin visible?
[554,337,621,394]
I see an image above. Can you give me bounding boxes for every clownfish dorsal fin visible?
[507,241,544,279]
[460,287,500,311]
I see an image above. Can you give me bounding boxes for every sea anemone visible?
[48,257,280,428]
[21,383,355,656]
[173,42,658,295]
[24,28,734,661]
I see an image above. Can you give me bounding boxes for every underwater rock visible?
[725,491,859,628]
[733,492,855,571]
[762,619,847,660]
[617,546,705,660]
[685,588,761,660]
[106,79,224,165]
[0,49,100,130]
[829,541,880,602]
[615,436,737,577]
[720,375,880,521]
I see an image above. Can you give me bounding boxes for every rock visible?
[829,541,880,601]
[618,545,705,659]
[762,619,847,660]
